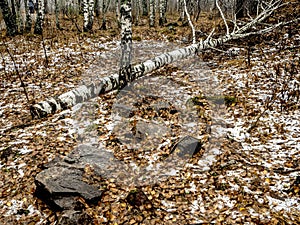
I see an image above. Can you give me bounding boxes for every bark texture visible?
[34,0,45,34]
[83,0,95,31]
[30,1,295,118]
[0,0,18,36]
[119,0,133,88]
[142,0,148,16]
[149,0,155,27]
[159,0,167,26]
[25,0,33,33]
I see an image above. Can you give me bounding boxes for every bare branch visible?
[216,0,229,35]
[183,0,196,44]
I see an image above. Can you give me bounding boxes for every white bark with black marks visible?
[0,0,18,36]
[83,0,94,31]
[30,1,299,118]
[149,0,155,27]
[34,0,45,35]
[159,0,167,26]
[119,0,133,87]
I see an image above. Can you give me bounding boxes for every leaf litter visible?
[0,24,300,225]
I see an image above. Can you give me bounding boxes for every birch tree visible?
[25,0,33,32]
[119,0,133,87]
[100,0,111,30]
[149,0,155,27]
[0,0,18,36]
[34,0,45,34]
[159,0,167,26]
[55,0,61,30]
[83,0,95,32]
[14,0,24,33]
[30,0,300,118]
[142,0,148,16]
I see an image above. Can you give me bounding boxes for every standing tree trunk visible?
[0,0,18,36]
[142,0,148,16]
[30,0,294,118]
[178,0,185,21]
[15,0,24,33]
[34,0,45,34]
[159,0,167,26]
[100,0,111,30]
[149,0,155,27]
[83,0,95,32]
[95,0,100,16]
[134,0,140,25]
[24,0,33,33]
[55,0,61,30]
[119,0,132,88]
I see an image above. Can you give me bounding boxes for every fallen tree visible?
[30,0,299,119]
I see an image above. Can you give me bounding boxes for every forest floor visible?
[0,6,300,225]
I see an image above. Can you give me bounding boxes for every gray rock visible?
[171,136,202,158]
[35,166,102,210]
[113,103,134,117]
[151,101,171,112]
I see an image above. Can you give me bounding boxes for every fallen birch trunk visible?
[30,1,298,118]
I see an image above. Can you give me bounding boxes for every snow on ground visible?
[0,32,299,223]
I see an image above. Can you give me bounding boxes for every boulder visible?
[35,166,102,210]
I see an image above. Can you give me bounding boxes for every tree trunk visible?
[34,0,45,34]
[142,0,148,16]
[0,0,18,36]
[55,0,61,30]
[134,0,140,25]
[29,1,297,118]
[100,0,111,30]
[178,0,185,21]
[15,0,24,33]
[83,0,95,32]
[95,0,100,17]
[149,0,155,27]
[159,0,167,26]
[119,0,133,88]
[24,0,33,33]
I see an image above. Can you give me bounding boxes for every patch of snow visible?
[18,146,32,154]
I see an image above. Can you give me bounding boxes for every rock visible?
[35,166,103,210]
[113,103,134,117]
[151,101,171,113]
[171,136,202,158]
[135,120,170,138]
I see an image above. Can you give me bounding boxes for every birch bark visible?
[34,0,45,34]
[30,1,298,118]
[83,0,95,31]
[0,0,18,36]
[149,0,155,27]
[119,0,133,88]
